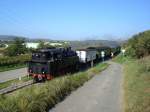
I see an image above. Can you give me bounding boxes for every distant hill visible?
[69,40,120,50]
[0,35,53,42]
[0,35,27,41]
[0,35,121,49]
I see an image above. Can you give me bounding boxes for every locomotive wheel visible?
[33,76,46,83]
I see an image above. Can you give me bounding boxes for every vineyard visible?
[0,54,31,72]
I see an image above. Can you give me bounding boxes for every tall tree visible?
[5,38,27,56]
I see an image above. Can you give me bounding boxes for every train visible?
[28,46,120,82]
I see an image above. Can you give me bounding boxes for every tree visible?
[37,41,54,49]
[4,38,27,56]
[0,43,6,48]
[38,41,45,49]
[126,30,150,58]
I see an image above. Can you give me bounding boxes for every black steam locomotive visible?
[28,47,79,82]
[28,46,120,82]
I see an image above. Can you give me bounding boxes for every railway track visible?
[0,80,34,95]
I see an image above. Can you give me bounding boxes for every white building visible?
[25,41,69,49]
[49,42,62,46]
[25,43,39,49]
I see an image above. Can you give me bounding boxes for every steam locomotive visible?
[28,46,120,82]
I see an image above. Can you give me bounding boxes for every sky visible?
[0,0,150,40]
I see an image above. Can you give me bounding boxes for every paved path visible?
[49,62,123,112]
[0,68,27,83]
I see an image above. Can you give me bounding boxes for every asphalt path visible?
[49,61,123,112]
[0,68,27,83]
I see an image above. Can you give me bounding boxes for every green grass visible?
[0,62,108,112]
[112,54,134,64]
[0,76,32,90]
[89,63,109,74]
[0,64,27,72]
[123,56,150,112]
[113,54,150,112]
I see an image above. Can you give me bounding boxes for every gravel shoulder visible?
[0,68,27,83]
[49,61,123,112]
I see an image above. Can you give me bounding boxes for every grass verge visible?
[124,57,150,112]
[118,56,150,112]
[0,76,32,90]
[0,63,108,112]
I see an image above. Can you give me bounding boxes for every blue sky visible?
[0,0,150,40]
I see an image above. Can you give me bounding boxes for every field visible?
[0,62,108,112]
[114,55,150,112]
[0,54,31,72]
